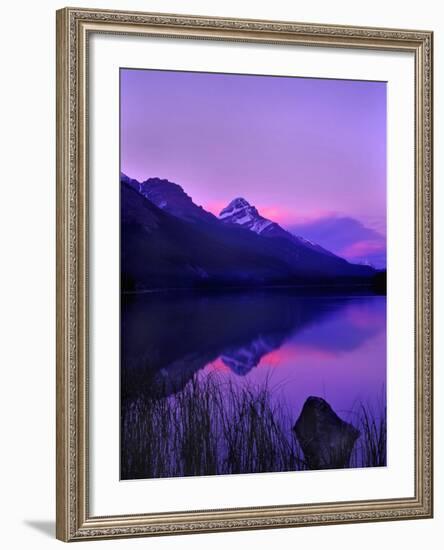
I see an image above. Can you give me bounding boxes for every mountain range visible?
[120,173,377,291]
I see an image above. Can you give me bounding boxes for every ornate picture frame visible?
[56,7,433,541]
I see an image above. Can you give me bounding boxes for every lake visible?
[121,289,386,479]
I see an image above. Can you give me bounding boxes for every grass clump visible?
[121,374,386,479]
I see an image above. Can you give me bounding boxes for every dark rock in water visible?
[294,396,360,470]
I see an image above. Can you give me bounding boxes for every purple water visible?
[198,295,386,422]
[121,289,386,478]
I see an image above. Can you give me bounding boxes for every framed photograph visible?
[56,7,433,541]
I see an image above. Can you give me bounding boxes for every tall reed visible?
[121,373,386,479]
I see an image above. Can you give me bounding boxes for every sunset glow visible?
[120,68,386,267]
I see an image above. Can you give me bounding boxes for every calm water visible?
[121,289,386,478]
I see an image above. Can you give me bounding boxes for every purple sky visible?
[120,69,387,268]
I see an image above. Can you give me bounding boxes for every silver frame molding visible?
[56,7,433,542]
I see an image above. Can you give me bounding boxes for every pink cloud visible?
[257,206,295,225]
[204,201,228,217]
[258,207,338,227]
[340,239,385,259]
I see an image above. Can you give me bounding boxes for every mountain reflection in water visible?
[121,289,386,422]
[121,289,386,479]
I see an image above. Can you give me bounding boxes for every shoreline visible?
[122,282,387,297]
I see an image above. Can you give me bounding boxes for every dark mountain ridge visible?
[121,173,217,224]
[121,174,376,291]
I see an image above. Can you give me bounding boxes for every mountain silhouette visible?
[121,174,376,291]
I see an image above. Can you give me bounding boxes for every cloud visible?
[341,239,386,259]
[288,215,386,268]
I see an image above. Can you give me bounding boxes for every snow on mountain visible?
[219,198,274,235]
[219,197,335,257]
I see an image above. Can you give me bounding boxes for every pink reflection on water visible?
[206,357,231,373]
[260,344,339,366]
[344,302,384,329]
[200,296,386,423]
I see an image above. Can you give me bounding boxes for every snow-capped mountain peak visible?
[219,196,338,257]
[219,197,274,235]
[220,197,250,214]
